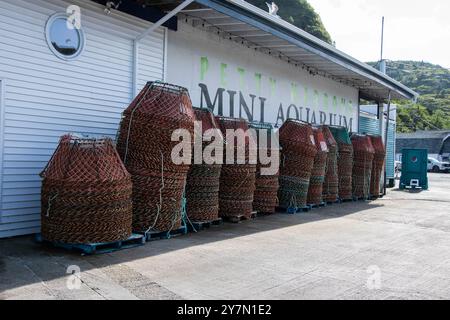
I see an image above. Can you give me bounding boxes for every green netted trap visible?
[329,126,352,145]
[329,126,353,200]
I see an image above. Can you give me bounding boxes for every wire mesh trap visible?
[116,82,195,233]
[369,135,386,198]
[307,127,329,206]
[215,116,257,219]
[329,126,354,201]
[320,125,339,203]
[186,108,223,223]
[40,135,133,244]
[249,122,279,214]
[278,120,317,209]
[351,134,375,199]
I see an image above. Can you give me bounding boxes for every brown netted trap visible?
[216,117,257,219]
[369,135,386,198]
[186,108,223,223]
[116,82,195,233]
[351,134,375,199]
[320,125,339,203]
[307,127,328,206]
[278,120,317,209]
[329,126,354,201]
[249,122,279,214]
[40,135,133,244]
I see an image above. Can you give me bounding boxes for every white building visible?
[0,0,417,238]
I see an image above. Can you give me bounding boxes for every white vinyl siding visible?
[0,0,166,237]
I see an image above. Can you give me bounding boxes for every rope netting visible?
[351,134,375,199]
[216,117,256,219]
[186,108,223,222]
[329,126,354,200]
[320,125,339,203]
[307,127,329,206]
[116,82,195,233]
[40,135,133,244]
[278,120,317,209]
[249,122,279,214]
[369,135,386,198]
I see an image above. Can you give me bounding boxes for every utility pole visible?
[379,17,386,74]
[380,16,384,61]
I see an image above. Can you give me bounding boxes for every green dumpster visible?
[400,149,428,190]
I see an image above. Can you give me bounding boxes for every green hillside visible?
[246,0,333,44]
[368,61,450,133]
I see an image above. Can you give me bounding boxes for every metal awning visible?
[141,0,418,102]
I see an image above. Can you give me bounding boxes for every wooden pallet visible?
[143,225,188,241]
[325,199,341,206]
[35,233,145,255]
[256,211,276,217]
[308,202,327,209]
[353,196,369,202]
[222,212,257,224]
[277,206,311,214]
[187,218,223,232]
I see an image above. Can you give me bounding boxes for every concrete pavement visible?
[1,173,449,300]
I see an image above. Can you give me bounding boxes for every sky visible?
[307,0,450,68]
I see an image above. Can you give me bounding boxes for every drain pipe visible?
[132,40,139,98]
[132,0,194,97]
[383,91,392,195]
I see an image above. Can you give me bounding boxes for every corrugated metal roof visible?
[396,131,450,155]
[143,0,418,102]
[396,138,444,154]
[397,130,450,140]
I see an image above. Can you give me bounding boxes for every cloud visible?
[307,0,450,67]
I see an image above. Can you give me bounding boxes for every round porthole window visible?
[45,13,85,60]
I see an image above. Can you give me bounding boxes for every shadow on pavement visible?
[0,200,383,295]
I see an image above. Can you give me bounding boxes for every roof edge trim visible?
[194,0,418,101]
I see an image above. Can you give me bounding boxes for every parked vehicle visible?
[427,158,450,173]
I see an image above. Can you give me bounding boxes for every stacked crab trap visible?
[351,134,375,200]
[249,122,280,215]
[185,108,223,231]
[116,82,195,239]
[278,120,317,213]
[369,135,386,199]
[320,125,339,204]
[216,117,257,222]
[307,127,329,208]
[329,126,354,201]
[36,78,393,253]
[39,135,139,254]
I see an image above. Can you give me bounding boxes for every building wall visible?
[441,137,450,161]
[0,0,166,238]
[359,113,381,136]
[166,21,359,131]
[386,122,396,179]
[358,112,396,182]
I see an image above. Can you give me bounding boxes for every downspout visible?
[132,40,139,98]
[383,91,392,195]
[376,100,384,195]
[357,91,361,133]
[132,0,194,97]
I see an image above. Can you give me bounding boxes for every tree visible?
[368,60,450,132]
[246,0,333,44]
